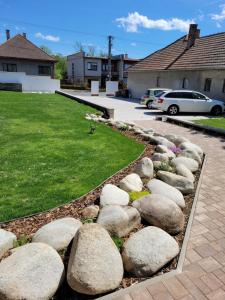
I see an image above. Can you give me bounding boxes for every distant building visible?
[128,24,225,101]
[67,51,140,87]
[0,30,56,78]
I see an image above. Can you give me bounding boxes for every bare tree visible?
[87,45,96,56]
[74,41,85,52]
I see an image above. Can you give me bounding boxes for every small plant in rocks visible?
[82,217,96,224]
[154,162,175,173]
[112,236,124,250]
[13,234,30,248]
[119,124,129,131]
[129,190,150,203]
[169,146,182,155]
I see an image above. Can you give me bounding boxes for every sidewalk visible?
[112,120,225,300]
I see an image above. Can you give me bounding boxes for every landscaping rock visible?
[180,142,203,158]
[97,205,141,237]
[157,171,194,194]
[0,243,64,300]
[164,134,189,146]
[143,128,154,134]
[149,136,176,148]
[147,179,185,208]
[155,145,176,159]
[81,205,99,219]
[100,184,129,207]
[171,157,199,172]
[133,194,184,234]
[122,226,179,277]
[134,157,154,178]
[176,164,195,182]
[32,217,82,251]
[67,224,123,295]
[140,133,153,141]
[119,173,143,192]
[0,229,17,259]
[152,152,169,162]
[178,149,202,164]
[134,128,144,134]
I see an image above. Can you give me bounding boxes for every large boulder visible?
[147,179,185,208]
[100,184,129,207]
[97,205,141,237]
[171,157,199,172]
[179,142,203,158]
[119,173,143,192]
[67,224,123,295]
[178,149,202,164]
[133,194,184,234]
[155,145,176,159]
[122,226,179,277]
[81,205,99,219]
[134,157,154,178]
[149,136,176,148]
[176,164,195,182]
[0,229,17,259]
[164,134,189,146]
[32,217,82,251]
[157,171,194,194]
[151,152,169,162]
[0,243,64,300]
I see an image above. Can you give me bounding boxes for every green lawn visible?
[194,118,225,130]
[0,92,144,222]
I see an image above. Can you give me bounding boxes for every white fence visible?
[0,71,60,92]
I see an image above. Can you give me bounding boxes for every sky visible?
[1,0,225,58]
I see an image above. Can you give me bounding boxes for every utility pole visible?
[108,35,113,81]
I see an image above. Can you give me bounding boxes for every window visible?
[156,76,160,87]
[38,66,51,76]
[87,62,97,71]
[222,79,225,93]
[2,63,17,72]
[102,63,108,72]
[204,78,212,92]
[192,92,207,100]
[182,92,193,99]
[165,92,181,98]
[182,78,189,89]
[154,89,164,96]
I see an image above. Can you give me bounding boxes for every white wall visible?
[0,71,60,92]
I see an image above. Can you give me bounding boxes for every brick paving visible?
[112,120,225,300]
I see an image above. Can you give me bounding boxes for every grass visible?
[194,118,225,130]
[0,91,144,222]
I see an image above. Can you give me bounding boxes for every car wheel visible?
[146,101,152,109]
[167,105,179,115]
[211,105,222,116]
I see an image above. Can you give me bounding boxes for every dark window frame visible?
[87,62,98,71]
[38,65,51,76]
[156,76,160,87]
[182,77,188,89]
[222,79,225,93]
[2,63,17,72]
[204,78,212,92]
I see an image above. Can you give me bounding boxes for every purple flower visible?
[169,146,182,154]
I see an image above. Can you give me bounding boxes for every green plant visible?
[119,124,129,131]
[112,236,124,250]
[82,217,96,224]
[154,162,175,173]
[13,234,30,248]
[89,124,96,134]
[129,190,150,203]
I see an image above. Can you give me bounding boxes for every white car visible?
[152,90,225,115]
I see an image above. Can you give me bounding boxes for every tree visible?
[74,41,85,52]
[87,45,96,56]
[40,45,52,55]
[54,53,67,80]
[99,50,108,57]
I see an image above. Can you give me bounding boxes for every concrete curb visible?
[97,155,207,300]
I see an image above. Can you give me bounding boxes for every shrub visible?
[13,234,30,248]
[154,162,175,173]
[112,236,124,250]
[129,190,150,203]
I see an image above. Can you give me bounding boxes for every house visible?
[128,24,225,101]
[67,51,140,87]
[0,30,60,92]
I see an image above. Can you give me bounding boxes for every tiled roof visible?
[129,32,225,72]
[0,34,56,62]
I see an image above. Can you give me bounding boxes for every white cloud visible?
[211,4,225,22]
[35,32,60,42]
[116,12,194,33]
[130,42,137,46]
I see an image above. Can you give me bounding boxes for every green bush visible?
[154,162,175,173]
[13,234,30,248]
[112,236,124,250]
[129,190,150,203]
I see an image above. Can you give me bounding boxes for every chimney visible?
[22,33,27,39]
[6,29,10,40]
[186,24,200,49]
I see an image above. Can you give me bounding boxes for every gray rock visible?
[122,226,179,277]
[119,173,143,192]
[140,133,153,141]
[142,128,154,134]
[178,149,202,164]
[155,145,176,159]
[149,136,176,148]
[152,152,169,162]
[100,184,129,207]
[147,179,185,208]
[180,142,203,158]
[164,134,189,146]
[176,164,195,182]
[0,229,17,259]
[157,171,194,194]
[97,205,141,237]
[32,217,82,251]
[67,224,123,295]
[81,205,99,219]
[171,157,199,172]
[134,157,154,178]
[0,243,64,300]
[133,194,184,234]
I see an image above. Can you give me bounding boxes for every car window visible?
[154,90,163,96]
[182,92,193,99]
[156,91,166,97]
[192,92,207,100]
[165,92,180,98]
[145,90,150,96]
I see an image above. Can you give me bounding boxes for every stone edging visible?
[56,90,115,119]
[97,154,207,300]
